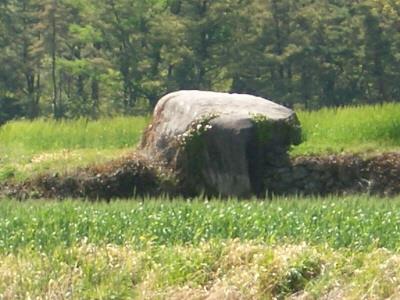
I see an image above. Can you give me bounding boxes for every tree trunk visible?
[50,0,58,119]
[271,0,284,80]
[91,78,99,118]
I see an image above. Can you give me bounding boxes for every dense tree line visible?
[1,0,400,122]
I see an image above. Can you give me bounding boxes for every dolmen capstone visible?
[140,90,301,197]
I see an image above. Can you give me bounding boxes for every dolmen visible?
[140,90,301,197]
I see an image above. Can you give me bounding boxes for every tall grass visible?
[1,196,400,253]
[294,103,400,154]
[0,116,149,152]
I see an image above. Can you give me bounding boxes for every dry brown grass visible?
[2,240,400,299]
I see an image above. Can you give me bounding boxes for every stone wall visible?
[265,153,400,197]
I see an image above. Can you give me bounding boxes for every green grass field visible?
[294,102,400,155]
[0,117,148,181]
[1,196,400,299]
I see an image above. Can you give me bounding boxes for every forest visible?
[1,0,400,123]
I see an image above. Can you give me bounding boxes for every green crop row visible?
[1,196,400,254]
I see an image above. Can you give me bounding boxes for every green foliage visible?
[0,97,23,125]
[3,197,400,298]
[251,114,271,146]
[0,166,16,181]
[177,113,217,191]
[177,114,217,148]
[2,0,400,119]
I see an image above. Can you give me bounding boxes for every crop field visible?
[1,196,400,299]
[2,196,400,252]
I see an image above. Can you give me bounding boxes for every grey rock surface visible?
[140,90,301,196]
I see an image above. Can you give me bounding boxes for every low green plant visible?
[251,113,272,146]
[176,113,218,192]
[0,165,16,181]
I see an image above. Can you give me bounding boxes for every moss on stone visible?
[177,113,219,194]
[251,114,273,147]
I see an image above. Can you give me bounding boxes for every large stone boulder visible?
[140,90,301,197]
